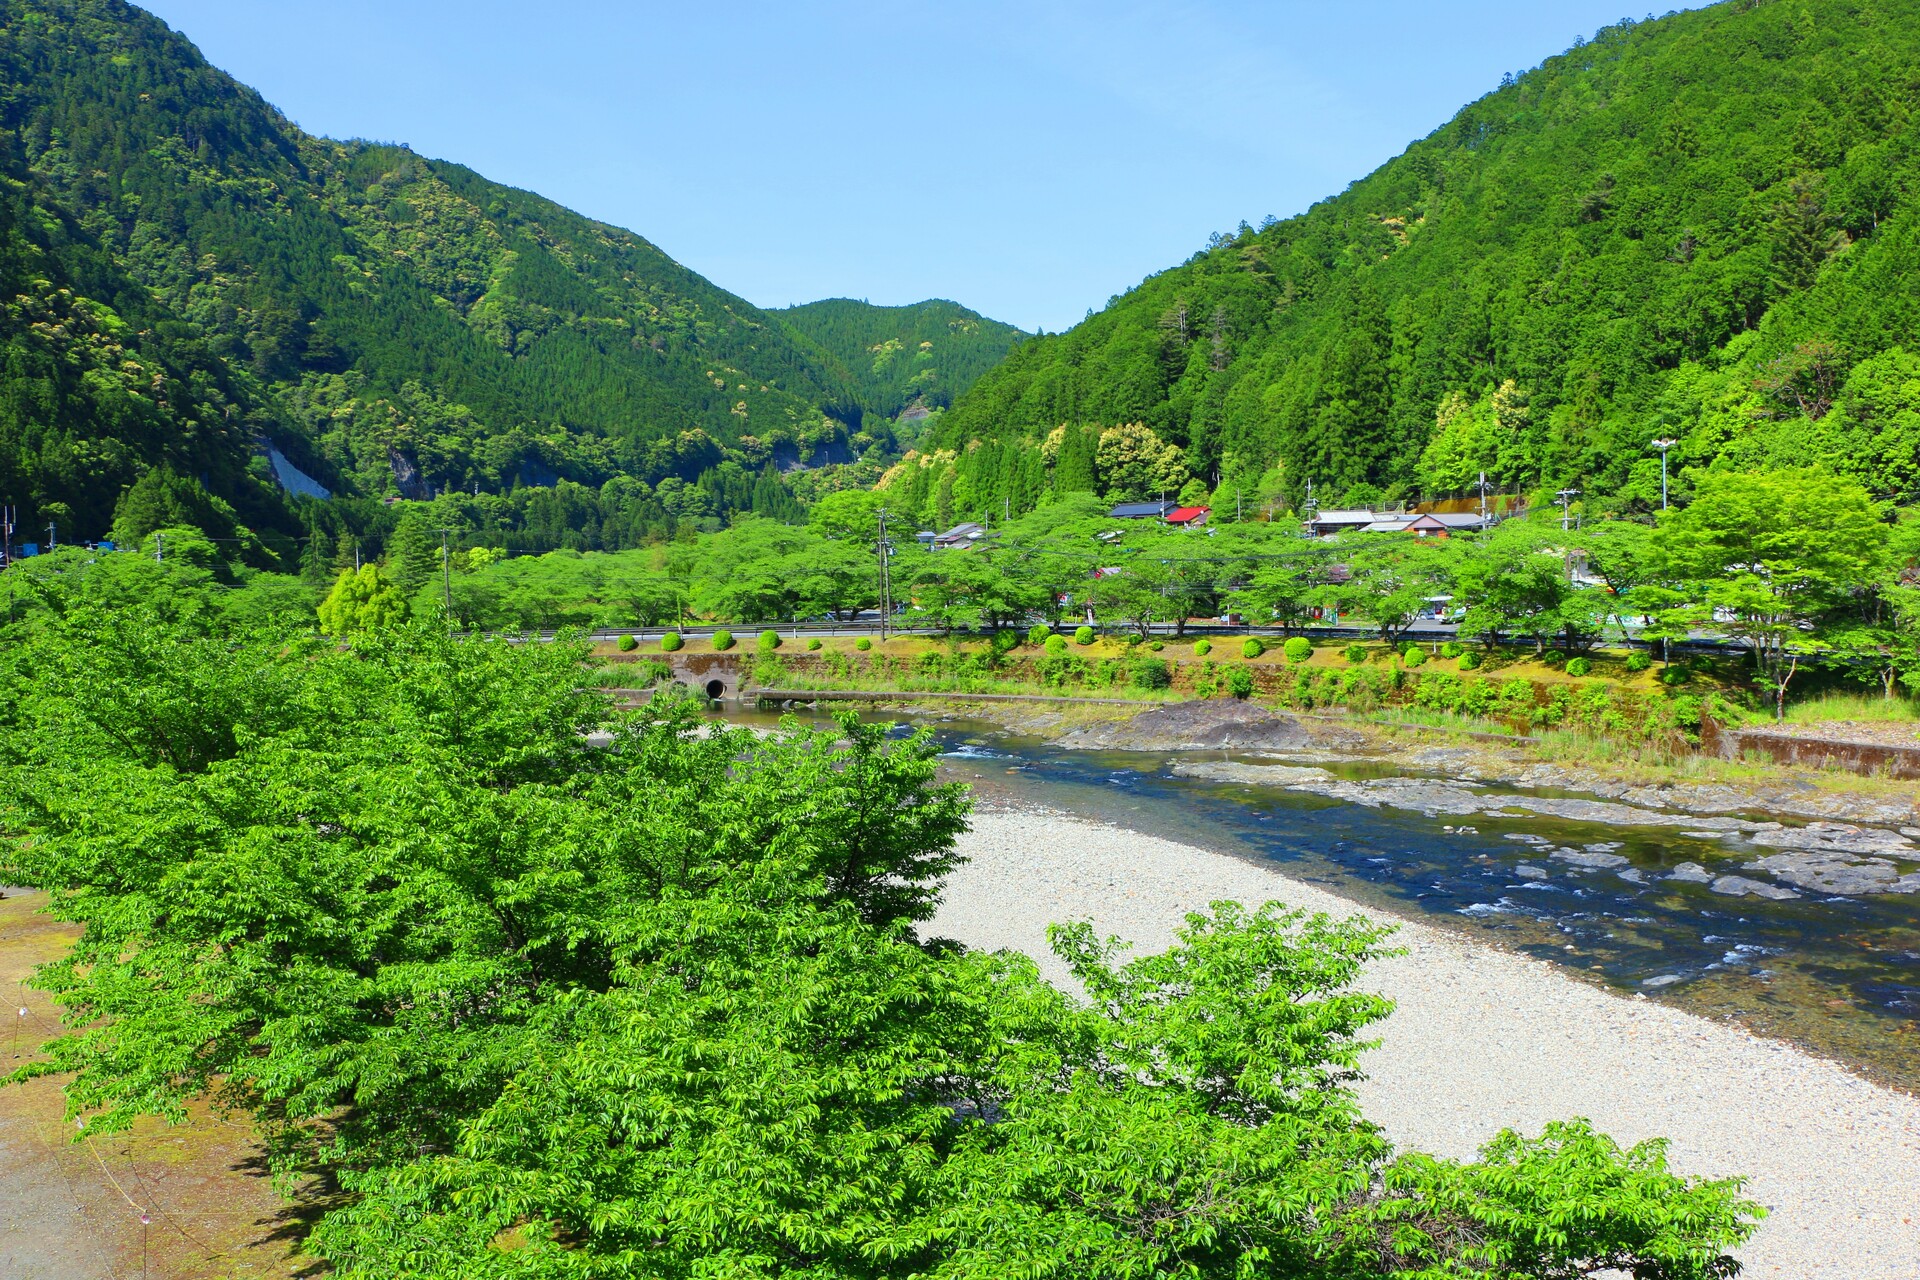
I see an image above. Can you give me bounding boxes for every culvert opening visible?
[704,679,727,700]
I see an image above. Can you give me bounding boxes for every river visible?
[726,703,1920,1092]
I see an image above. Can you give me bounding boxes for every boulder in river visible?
[1741,851,1920,895]
[1709,874,1801,900]
[1060,700,1316,752]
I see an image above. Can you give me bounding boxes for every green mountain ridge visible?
[774,298,1026,421]
[926,0,1920,523]
[0,0,1020,547]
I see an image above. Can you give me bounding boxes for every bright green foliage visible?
[0,613,1763,1277]
[1567,656,1593,676]
[1283,636,1313,664]
[317,565,407,635]
[1440,640,1464,658]
[1027,622,1052,647]
[1074,624,1096,645]
[807,637,823,651]
[1227,666,1255,699]
[1193,637,1212,656]
[1654,469,1888,715]
[855,636,872,651]
[1045,634,1068,655]
[1454,517,1609,653]
[1345,644,1368,664]
[937,1,1920,515]
[775,299,1027,419]
[1460,651,1482,671]
[1627,650,1652,672]
[1128,656,1172,689]
[616,633,638,652]
[711,628,735,651]
[756,628,782,653]
[1241,636,1264,659]
[1403,645,1428,668]
[659,631,683,652]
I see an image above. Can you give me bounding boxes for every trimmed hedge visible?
[712,629,736,651]
[1344,643,1367,665]
[1625,650,1652,673]
[1458,650,1480,670]
[1241,637,1264,659]
[807,637,823,651]
[617,633,638,652]
[1074,625,1096,646]
[757,629,782,653]
[855,637,872,652]
[1402,645,1427,668]
[660,632,684,652]
[1193,638,1212,657]
[1045,635,1069,655]
[1440,640,1463,659]
[1282,636,1312,664]
[1027,623,1052,647]
[1566,656,1592,677]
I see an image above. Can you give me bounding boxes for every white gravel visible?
[931,807,1920,1279]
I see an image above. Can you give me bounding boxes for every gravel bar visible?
[931,808,1920,1279]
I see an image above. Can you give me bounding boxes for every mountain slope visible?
[775,298,1025,420]
[0,0,929,540]
[933,0,1920,517]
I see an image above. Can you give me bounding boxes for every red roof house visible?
[1166,506,1210,527]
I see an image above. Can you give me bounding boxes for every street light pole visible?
[1650,438,1676,511]
[1556,488,1580,532]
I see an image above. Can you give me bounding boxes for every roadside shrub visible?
[1565,656,1592,677]
[1283,636,1312,664]
[1401,645,1427,668]
[991,629,1020,656]
[712,629,736,651]
[1458,650,1481,671]
[1625,650,1652,673]
[1440,640,1463,659]
[1074,625,1096,646]
[756,629,782,653]
[1226,667,1255,699]
[659,631,684,652]
[855,637,872,652]
[1027,623,1051,647]
[1128,658,1172,690]
[807,637,822,651]
[1658,663,1690,686]
[1541,648,1566,668]
[1193,638,1212,657]
[1241,637,1264,659]
[617,633,638,652]
[1045,634,1069,656]
[1344,643,1367,665]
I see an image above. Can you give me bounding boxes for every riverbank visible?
[932,806,1920,1279]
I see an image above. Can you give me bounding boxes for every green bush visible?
[756,629,782,653]
[991,629,1021,656]
[1658,663,1690,686]
[1565,656,1592,677]
[1241,637,1264,660]
[712,629,736,652]
[1128,658,1172,690]
[855,636,872,652]
[1458,650,1481,671]
[807,637,822,651]
[1226,667,1255,699]
[1149,640,1164,652]
[659,631,684,653]
[1027,623,1051,647]
[1402,645,1427,668]
[1440,640,1463,659]
[1625,650,1652,673]
[1344,643,1367,665]
[1045,635,1069,656]
[1074,625,1096,646]
[617,633,638,652]
[1282,636,1312,664]
[1541,648,1566,668]
[1193,638,1212,657]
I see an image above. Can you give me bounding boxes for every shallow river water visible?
[728,706,1920,1091]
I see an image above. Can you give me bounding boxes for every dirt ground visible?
[0,891,318,1280]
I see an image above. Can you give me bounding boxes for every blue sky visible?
[141,2,1699,333]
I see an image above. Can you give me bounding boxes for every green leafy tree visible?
[318,564,408,635]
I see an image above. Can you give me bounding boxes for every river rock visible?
[1709,874,1801,900]
[1667,862,1715,883]
[1171,760,1333,786]
[1059,701,1315,752]
[1513,863,1550,881]
[1551,847,1632,870]
[1746,822,1916,857]
[1740,851,1920,895]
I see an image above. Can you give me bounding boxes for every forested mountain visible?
[0,0,977,547]
[920,0,1920,525]
[775,298,1026,420]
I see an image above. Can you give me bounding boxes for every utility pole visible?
[1556,488,1580,532]
[1477,471,1489,524]
[1650,438,1676,510]
[45,521,55,552]
[154,531,164,563]
[0,505,13,565]
[435,529,456,623]
[876,507,890,643]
